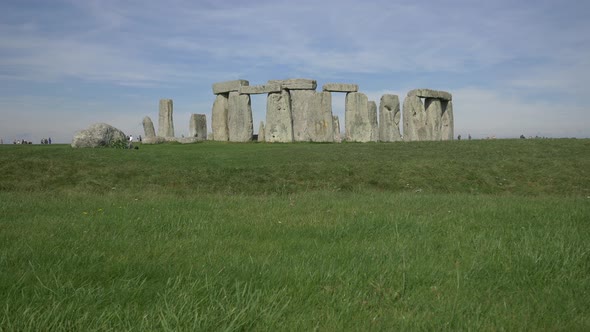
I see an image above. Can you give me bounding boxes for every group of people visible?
[41,138,52,144]
[13,139,32,144]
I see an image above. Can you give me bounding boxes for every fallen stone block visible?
[268,78,317,90]
[407,89,452,101]
[212,80,249,95]
[322,83,359,93]
[239,84,282,95]
[71,123,126,148]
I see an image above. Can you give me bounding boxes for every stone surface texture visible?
[71,123,126,148]
[378,94,401,142]
[333,115,341,143]
[211,94,229,141]
[258,121,265,142]
[441,100,454,140]
[322,83,359,92]
[368,101,379,142]
[189,114,207,140]
[239,84,281,95]
[403,95,427,141]
[309,91,334,142]
[212,80,249,95]
[407,89,452,101]
[265,90,293,143]
[268,79,317,90]
[290,90,316,142]
[424,98,443,141]
[345,92,372,142]
[158,99,175,137]
[142,116,156,138]
[228,92,254,142]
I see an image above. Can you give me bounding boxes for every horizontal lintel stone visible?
[322,83,359,93]
[239,84,282,95]
[212,80,249,95]
[407,88,452,101]
[268,78,317,90]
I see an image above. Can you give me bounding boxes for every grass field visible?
[1,139,589,330]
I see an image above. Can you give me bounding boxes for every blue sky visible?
[1,0,589,143]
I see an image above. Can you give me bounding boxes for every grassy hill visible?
[1,139,589,330]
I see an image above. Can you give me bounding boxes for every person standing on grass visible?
[128,135,134,149]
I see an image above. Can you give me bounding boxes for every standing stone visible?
[309,91,334,142]
[258,121,265,142]
[368,101,378,142]
[158,99,174,137]
[290,90,316,142]
[424,98,443,141]
[333,115,342,143]
[378,94,401,142]
[142,116,156,138]
[403,95,427,141]
[211,94,229,141]
[441,100,454,141]
[228,91,253,142]
[345,92,372,142]
[265,90,293,143]
[189,114,207,140]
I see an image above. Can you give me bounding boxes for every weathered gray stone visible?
[212,80,249,95]
[309,91,334,142]
[333,115,341,143]
[378,94,401,142]
[158,99,174,137]
[407,89,452,101]
[239,84,281,95]
[265,90,293,143]
[228,92,253,142]
[211,94,229,141]
[322,83,359,93]
[403,95,427,141]
[142,136,165,144]
[424,98,443,141]
[142,116,156,138]
[441,100,454,141]
[268,79,317,90]
[369,101,378,142]
[290,90,316,142]
[189,114,207,140]
[71,123,126,148]
[345,92,372,142]
[258,121,265,142]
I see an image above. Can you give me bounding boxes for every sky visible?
[1,0,589,144]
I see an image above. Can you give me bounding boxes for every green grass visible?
[1,139,589,330]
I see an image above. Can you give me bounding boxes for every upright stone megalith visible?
[441,100,454,141]
[309,91,334,142]
[378,94,401,142]
[265,90,293,143]
[424,98,443,141]
[345,92,372,142]
[158,99,174,137]
[211,94,229,141]
[142,116,156,138]
[403,95,427,141]
[189,114,207,140]
[368,101,378,142]
[333,115,342,143]
[258,121,265,142]
[290,90,317,142]
[228,91,254,142]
